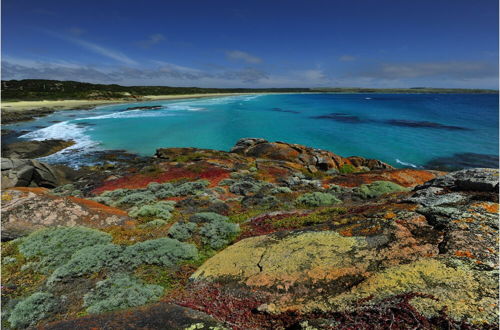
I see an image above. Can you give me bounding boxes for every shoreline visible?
[0,92,262,113]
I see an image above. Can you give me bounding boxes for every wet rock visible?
[1,188,129,240]
[2,139,75,159]
[126,105,163,110]
[1,108,55,124]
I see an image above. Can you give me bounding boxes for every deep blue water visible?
[5,93,499,168]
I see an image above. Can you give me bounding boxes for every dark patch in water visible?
[425,153,499,171]
[75,122,96,127]
[311,113,364,123]
[126,105,163,110]
[49,120,63,123]
[271,108,300,114]
[384,120,469,131]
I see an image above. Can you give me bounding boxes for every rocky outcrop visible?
[126,105,163,110]
[39,302,222,330]
[1,108,55,124]
[1,188,129,240]
[1,158,64,189]
[231,138,394,172]
[2,139,75,159]
[184,168,498,328]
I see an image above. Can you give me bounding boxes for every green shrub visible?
[139,219,168,228]
[48,244,124,285]
[8,292,57,328]
[200,220,240,250]
[18,227,112,272]
[339,164,357,174]
[51,184,82,197]
[83,273,163,314]
[270,186,293,194]
[353,181,409,199]
[218,179,235,186]
[173,180,210,196]
[189,212,228,223]
[122,238,198,267]
[113,191,157,207]
[168,222,197,241]
[295,192,341,207]
[128,201,176,220]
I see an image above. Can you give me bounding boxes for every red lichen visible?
[91,164,230,194]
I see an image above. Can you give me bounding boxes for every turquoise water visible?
[7,93,499,168]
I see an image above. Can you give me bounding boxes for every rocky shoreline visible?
[1,138,498,329]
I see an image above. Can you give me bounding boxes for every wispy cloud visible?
[68,27,85,36]
[1,57,270,86]
[339,55,356,62]
[67,37,137,65]
[138,33,166,48]
[226,50,262,64]
[357,61,498,79]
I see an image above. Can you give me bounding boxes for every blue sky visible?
[2,0,498,88]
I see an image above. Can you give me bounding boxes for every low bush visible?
[138,219,168,228]
[18,227,112,272]
[295,192,341,207]
[270,186,293,194]
[353,181,409,199]
[189,212,228,223]
[113,191,157,207]
[122,238,198,267]
[200,220,240,250]
[83,273,163,314]
[128,201,176,220]
[168,222,197,241]
[8,292,57,328]
[48,244,124,285]
[339,164,357,174]
[173,180,210,196]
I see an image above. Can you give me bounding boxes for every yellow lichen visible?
[298,258,498,324]
[191,231,367,288]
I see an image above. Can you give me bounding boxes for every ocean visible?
[5,93,499,169]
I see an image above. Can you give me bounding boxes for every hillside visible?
[1,79,497,101]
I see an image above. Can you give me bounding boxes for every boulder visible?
[1,158,64,189]
[416,167,499,192]
[1,188,129,240]
[231,138,394,172]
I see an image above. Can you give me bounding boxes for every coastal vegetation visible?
[1,138,498,328]
[1,79,497,101]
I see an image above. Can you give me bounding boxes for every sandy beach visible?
[1,93,258,113]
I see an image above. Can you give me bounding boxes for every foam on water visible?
[19,121,101,166]
[395,159,421,168]
[81,109,177,120]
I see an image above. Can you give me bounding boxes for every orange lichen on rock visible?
[328,169,443,188]
[470,202,499,214]
[68,197,128,216]
[455,250,475,258]
[10,187,50,194]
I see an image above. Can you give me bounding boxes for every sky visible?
[2,0,499,88]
